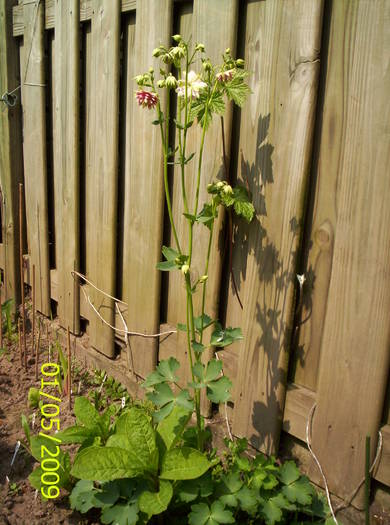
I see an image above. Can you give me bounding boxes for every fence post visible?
[0,0,23,309]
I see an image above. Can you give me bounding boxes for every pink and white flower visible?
[176,70,207,99]
[135,90,158,109]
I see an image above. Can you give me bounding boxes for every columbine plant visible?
[135,36,254,450]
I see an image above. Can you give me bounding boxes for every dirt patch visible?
[0,320,95,525]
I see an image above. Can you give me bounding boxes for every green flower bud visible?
[236,58,245,67]
[207,183,214,192]
[202,60,212,72]
[162,52,173,64]
[225,48,231,55]
[152,48,161,57]
[149,67,154,74]
[181,264,190,275]
[199,275,208,283]
[171,46,185,59]
[172,34,182,42]
[195,43,205,52]
[223,184,233,194]
[134,74,144,85]
[157,79,166,88]
[216,181,225,189]
[165,74,177,89]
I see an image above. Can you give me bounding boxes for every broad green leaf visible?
[156,260,177,271]
[28,466,43,491]
[29,450,71,493]
[143,357,180,387]
[192,341,206,353]
[223,72,251,107]
[147,383,175,406]
[156,405,192,453]
[232,185,255,223]
[138,479,173,516]
[55,425,96,444]
[30,434,61,462]
[71,446,145,481]
[282,477,313,506]
[216,472,243,508]
[204,359,223,382]
[236,485,258,514]
[262,497,284,525]
[111,408,158,473]
[177,472,214,503]
[210,324,243,348]
[177,322,187,331]
[194,314,214,333]
[70,480,99,513]
[162,246,179,261]
[207,376,232,404]
[101,502,139,525]
[278,461,300,485]
[189,501,235,525]
[74,396,101,429]
[160,447,211,480]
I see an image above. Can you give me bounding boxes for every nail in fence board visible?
[310,0,390,506]
[166,0,239,404]
[0,0,23,306]
[227,0,323,454]
[53,0,80,334]
[20,0,50,316]
[85,0,120,357]
[122,0,173,377]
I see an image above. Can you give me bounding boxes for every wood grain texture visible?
[310,0,390,505]
[228,0,323,454]
[20,0,50,315]
[53,0,80,334]
[85,0,120,357]
[0,0,23,306]
[13,0,137,36]
[166,0,238,405]
[122,0,173,377]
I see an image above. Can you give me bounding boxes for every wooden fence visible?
[1,0,389,507]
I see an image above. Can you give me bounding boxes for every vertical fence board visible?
[166,0,239,397]
[53,0,80,334]
[122,0,173,377]
[20,0,50,315]
[228,0,323,454]
[0,0,23,307]
[85,0,120,356]
[310,0,390,505]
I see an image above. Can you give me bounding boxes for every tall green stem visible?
[199,221,214,344]
[158,98,181,254]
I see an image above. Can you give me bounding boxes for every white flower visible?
[181,264,190,275]
[296,274,306,286]
[176,70,207,99]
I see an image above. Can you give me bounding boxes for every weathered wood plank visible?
[53,0,80,334]
[166,0,239,405]
[228,0,323,454]
[282,384,315,443]
[85,0,120,357]
[20,0,50,315]
[309,0,390,505]
[0,0,23,307]
[122,0,173,377]
[13,0,136,36]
